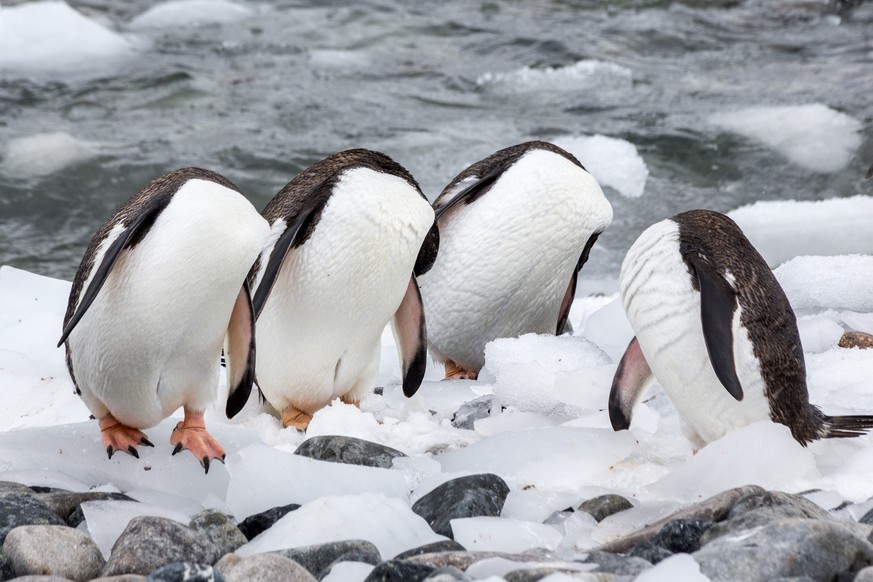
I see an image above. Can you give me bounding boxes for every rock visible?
[293,435,406,468]
[215,553,316,582]
[0,493,65,546]
[394,541,467,560]
[406,551,547,571]
[2,525,104,581]
[628,541,672,565]
[855,566,873,581]
[652,519,713,553]
[101,517,222,577]
[577,495,634,523]
[91,576,147,582]
[188,510,247,557]
[275,540,381,578]
[839,331,873,349]
[38,492,135,526]
[236,504,300,541]
[0,482,37,497]
[412,474,510,538]
[451,395,496,430]
[694,518,873,581]
[859,507,873,525]
[145,563,221,581]
[1,551,15,580]
[594,485,765,553]
[1,576,73,581]
[422,566,472,581]
[581,550,652,576]
[363,559,435,582]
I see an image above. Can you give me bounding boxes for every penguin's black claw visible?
[106,445,114,460]
[140,437,155,448]
[127,446,139,459]
[172,442,184,456]
[202,456,210,474]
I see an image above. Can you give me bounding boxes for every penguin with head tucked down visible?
[250,149,438,431]
[609,209,873,449]
[59,168,270,472]
[417,141,613,380]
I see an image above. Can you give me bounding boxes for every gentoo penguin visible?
[609,209,873,448]
[417,141,613,379]
[249,149,437,431]
[59,168,269,472]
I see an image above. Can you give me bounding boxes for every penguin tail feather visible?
[820,415,873,439]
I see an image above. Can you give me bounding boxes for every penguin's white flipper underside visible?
[225,280,257,418]
[608,336,654,431]
[391,276,428,397]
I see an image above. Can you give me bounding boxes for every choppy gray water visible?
[1,0,871,284]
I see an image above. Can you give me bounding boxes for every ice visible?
[128,0,254,30]
[634,553,710,582]
[236,493,447,559]
[796,315,844,354]
[501,490,579,523]
[451,516,562,553]
[580,296,634,363]
[728,196,873,267]
[322,562,375,582]
[476,60,632,94]
[465,557,593,580]
[710,104,862,173]
[81,500,189,559]
[552,135,649,198]
[775,255,873,312]
[840,311,873,335]
[0,2,134,76]
[1,132,99,179]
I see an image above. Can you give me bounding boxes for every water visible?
[1,0,871,283]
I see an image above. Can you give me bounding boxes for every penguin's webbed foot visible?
[281,405,313,432]
[170,410,226,474]
[99,414,153,460]
[444,359,479,381]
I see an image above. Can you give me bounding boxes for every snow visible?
[710,104,862,173]
[128,0,254,31]
[1,132,99,179]
[553,135,649,199]
[3,249,873,580]
[728,196,873,267]
[0,2,135,77]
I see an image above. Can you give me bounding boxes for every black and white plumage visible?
[249,149,437,430]
[609,209,873,448]
[417,141,613,377]
[60,168,269,470]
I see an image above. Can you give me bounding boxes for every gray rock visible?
[236,504,300,541]
[768,578,817,582]
[145,563,221,581]
[859,507,873,525]
[406,551,548,571]
[422,566,472,581]
[1,551,15,581]
[855,565,873,581]
[215,554,316,582]
[394,541,467,560]
[293,435,406,468]
[0,494,65,546]
[412,474,510,538]
[581,551,652,576]
[90,577,147,582]
[2,576,73,581]
[363,560,435,582]
[275,540,381,578]
[577,495,634,523]
[628,541,672,565]
[695,518,873,581]
[188,510,247,557]
[101,517,222,577]
[0,483,37,498]
[652,519,713,553]
[504,569,622,582]
[2,525,104,581]
[38,492,135,527]
[451,395,496,430]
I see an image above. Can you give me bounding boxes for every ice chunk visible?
[728,197,873,267]
[1,132,99,178]
[128,0,253,30]
[82,500,189,559]
[796,315,844,354]
[710,104,862,173]
[581,296,634,362]
[474,411,562,436]
[465,557,593,580]
[0,1,134,75]
[451,516,562,553]
[553,135,649,198]
[775,255,873,312]
[477,60,632,94]
[501,489,580,523]
[840,311,873,334]
[321,562,376,582]
[225,443,409,519]
[634,553,710,582]
[237,493,446,558]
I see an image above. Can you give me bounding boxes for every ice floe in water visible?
[0,2,135,76]
[710,103,862,173]
[553,135,649,199]
[128,0,254,30]
[729,196,873,267]
[1,132,99,178]
[476,60,632,95]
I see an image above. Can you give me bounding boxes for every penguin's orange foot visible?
[444,359,479,380]
[170,410,225,474]
[99,414,154,460]
[281,405,313,432]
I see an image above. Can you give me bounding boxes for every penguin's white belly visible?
[620,220,770,444]
[69,180,269,428]
[255,173,434,412]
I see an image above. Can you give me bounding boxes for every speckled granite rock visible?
[145,562,221,581]
[362,559,435,582]
[0,494,65,546]
[275,540,381,577]
[216,553,316,582]
[39,492,135,527]
[2,524,104,581]
[188,510,246,557]
[394,541,467,560]
[294,435,406,468]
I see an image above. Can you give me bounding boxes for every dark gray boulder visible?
[2,524,104,581]
[412,474,510,538]
[294,436,406,468]
[0,493,65,545]
[652,519,713,553]
[628,541,672,565]
[275,540,381,578]
[577,495,634,523]
[188,510,247,557]
[0,550,15,581]
[363,559,435,582]
[394,541,466,560]
[38,492,135,527]
[236,504,300,541]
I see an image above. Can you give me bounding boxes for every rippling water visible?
[1,0,871,284]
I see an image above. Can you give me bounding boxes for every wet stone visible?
[188,510,247,557]
[363,559,435,582]
[3,524,104,581]
[91,576,147,582]
[652,519,713,553]
[628,541,673,565]
[582,550,652,576]
[275,540,381,578]
[394,540,467,560]
[451,395,496,430]
[412,474,510,538]
[38,492,135,526]
[0,493,65,545]
[577,495,634,523]
[101,517,222,577]
[0,551,14,581]
[293,435,406,469]
[145,562,221,581]
[215,553,316,582]
[839,331,873,349]
[236,504,300,541]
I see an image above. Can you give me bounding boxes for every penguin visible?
[609,209,873,448]
[59,168,269,472]
[417,141,613,379]
[249,149,438,431]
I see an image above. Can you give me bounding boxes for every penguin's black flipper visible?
[433,167,503,220]
[391,276,428,398]
[225,280,257,419]
[557,232,602,335]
